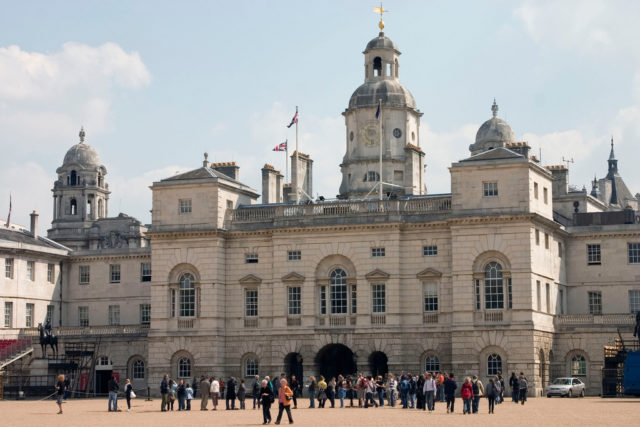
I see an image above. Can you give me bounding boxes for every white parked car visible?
[545,377,586,397]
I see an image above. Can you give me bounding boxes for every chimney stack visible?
[30,210,38,238]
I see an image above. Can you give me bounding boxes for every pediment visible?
[365,268,390,280]
[239,274,262,284]
[416,268,442,280]
[282,272,306,283]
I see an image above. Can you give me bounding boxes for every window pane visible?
[424,283,438,312]
[78,306,89,326]
[108,305,120,325]
[423,246,438,256]
[629,243,640,264]
[371,247,385,257]
[245,289,258,317]
[287,251,301,261]
[483,182,498,197]
[630,290,640,314]
[330,269,347,314]
[5,258,13,279]
[372,284,386,313]
[484,262,504,309]
[141,263,152,282]
[487,354,502,376]
[178,357,191,378]
[110,264,121,283]
[425,355,440,372]
[587,244,601,265]
[179,274,195,317]
[245,358,259,377]
[588,291,602,315]
[133,360,145,379]
[4,302,13,328]
[288,287,301,316]
[140,304,151,324]
[571,355,587,376]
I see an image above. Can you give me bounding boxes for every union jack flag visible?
[273,141,287,151]
[287,107,299,128]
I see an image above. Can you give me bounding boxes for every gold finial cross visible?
[373,3,388,32]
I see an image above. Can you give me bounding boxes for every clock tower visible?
[338,28,425,199]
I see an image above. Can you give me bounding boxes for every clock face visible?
[360,122,378,146]
[393,128,402,138]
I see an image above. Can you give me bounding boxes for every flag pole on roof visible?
[272,140,289,182]
[6,193,12,228]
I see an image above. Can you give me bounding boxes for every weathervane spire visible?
[79,126,86,143]
[491,99,498,118]
[373,3,388,32]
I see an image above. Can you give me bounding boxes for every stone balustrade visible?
[555,313,635,326]
[19,325,149,338]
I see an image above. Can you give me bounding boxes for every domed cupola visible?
[469,100,515,156]
[338,12,425,200]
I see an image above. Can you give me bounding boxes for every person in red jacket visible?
[461,377,474,415]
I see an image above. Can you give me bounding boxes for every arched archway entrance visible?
[368,351,388,377]
[284,352,304,383]
[315,344,356,379]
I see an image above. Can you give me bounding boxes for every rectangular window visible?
[543,187,548,204]
[109,264,121,283]
[536,281,541,311]
[25,303,34,327]
[372,284,386,313]
[534,182,539,199]
[629,290,640,314]
[287,286,301,316]
[27,261,35,281]
[545,233,549,249]
[4,302,13,328]
[78,306,89,327]
[558,288,565,315]
[475,279,481,310]
[371,247,385,257]
[483,182,498,197]
[226,200,233,209]
[140,304,151,325]
[47,264,55,283]
[485,277,504,310]
[423,283,438,312]
[629,243,640,264]
[588,291,602,315]
[287,251,301,261]
[330,283,347,314]
[79,265,90,284]
[423,245,438,256]
[350,284,357,314]
[320,286,327,315]
[507,278,513,310]
[558,241,563,258]
[5,258,13,279]
[108,305,120,325]
[587,244,601,265]
[245,253,259,264]
[140,262,152,282]
[170,289,176,318]
[546,283,551,313]
[46,305,54,324]
[535,230,540,245]
[245,289,258,317]
[179,199,192,214]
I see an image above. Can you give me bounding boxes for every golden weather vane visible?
[373,3,388,32]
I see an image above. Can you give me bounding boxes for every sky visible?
[2,0,640,232]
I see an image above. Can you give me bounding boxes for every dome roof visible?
[365,32,399,53]
[348,80,416,110]
[474,117,515,146]
[62,143,101,169]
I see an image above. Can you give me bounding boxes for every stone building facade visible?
[2,27,640,398]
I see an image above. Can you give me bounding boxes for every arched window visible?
[179,273,195,317]
[571,355,587,376]
[245,357,259,377]
[425,355,440,372]
[70,199,77,215]
[178,357,191,378]
[70,170,78,186]
[133,360,145,379]
[487,353,502,376]
[484,262,504,309]
[373,57,382,76]
[330,269,347,314]
[98,199,104,218]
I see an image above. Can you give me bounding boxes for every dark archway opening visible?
[315,344,356,380]
[368,351,388,377]
[284,352,304,384]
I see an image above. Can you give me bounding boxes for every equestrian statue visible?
[38,319,58,358]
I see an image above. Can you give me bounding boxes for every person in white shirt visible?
[423,372,437,412]
[210,377,220,410]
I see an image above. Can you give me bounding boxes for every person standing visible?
[327,377,336,408]
[387,374,397,407]
[436,372,446,402]
[107,375,119,412]
[364,376,378,408]
[210,377,220,410]
[168,379,177,410]
[509,372,519,403]
[376,375,385,407]
[444,373,457,413]
[290,375,299,409]
[461,377,473,414]
[423,372,436,413]
[226,377,237,410]
[317,375,327,408]
[260,379,274,424]
[124,378,133,412]
[238,379,247,409]
[471,375,484,414]
[518,373,528,405]
[55,374,66,414]
[177,379,186,410]
[192,377,198,399]
[160,374,169,411]
[485,378,496,414]
[497,372,505,404]
[275,378,294,425]
[252,375,262,409]
[200,376,210,410]
[186,383,193,410]
[308,376,316,408]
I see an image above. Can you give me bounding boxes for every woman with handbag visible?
[275,378,294,425]
[124,378,135,411]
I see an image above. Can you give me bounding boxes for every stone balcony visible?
[554,313,635,330]
[19,325,149,338]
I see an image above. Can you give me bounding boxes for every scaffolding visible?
[602,333,640,397]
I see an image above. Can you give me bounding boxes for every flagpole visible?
[378,99,383,201]
[285,139,289,183]
[295,105,300,204]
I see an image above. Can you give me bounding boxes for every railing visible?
[231,196,452,223]
[484,311,503,322]
[287,317,301,326]
[555,313,635,326]
[423,313,438,324]
[244,318,258,328]
[371,314,386,325]
[317,316,356,328]
[18,325,149,338]
[177,318,194,329]
[0,338,32,362]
